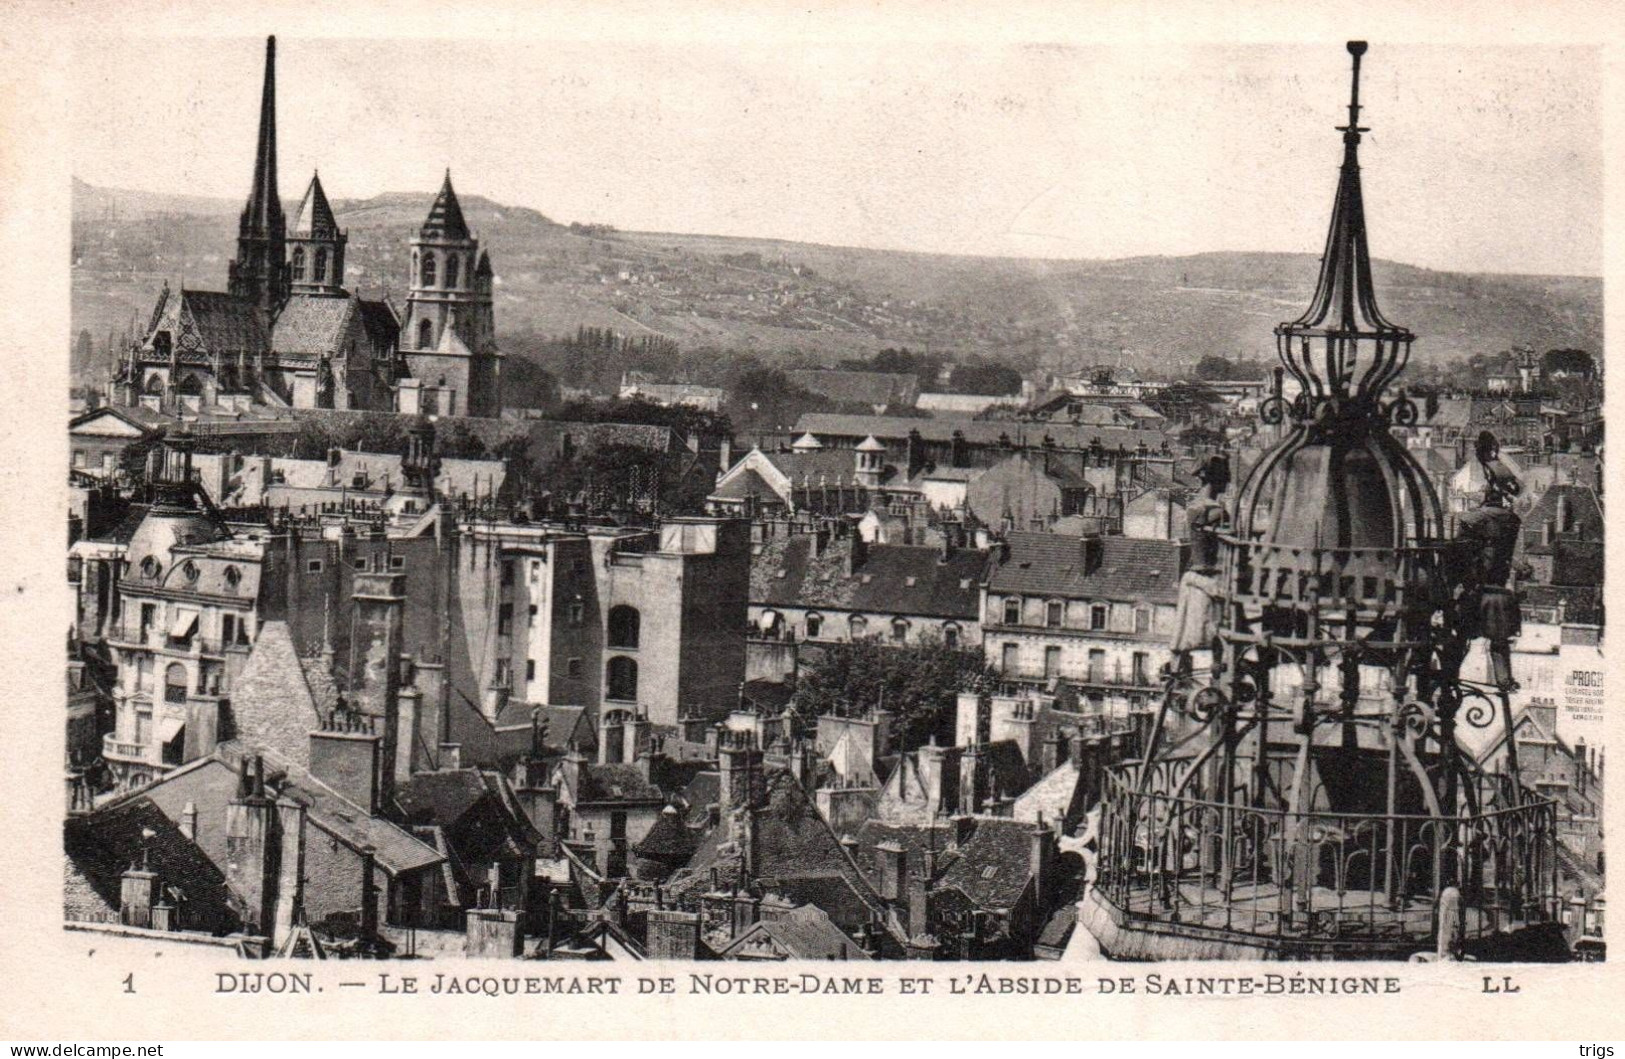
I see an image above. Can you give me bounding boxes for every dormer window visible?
[1003,597,1020,625]
[140,556,161,580]
[181,560,199,583]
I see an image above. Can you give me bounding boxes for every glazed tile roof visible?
[179,290,270,358]
[987,532,1183,604]
[291,173,340,237]
[271,294,355,357]
[421,172,470,240]
[750,536,987,619]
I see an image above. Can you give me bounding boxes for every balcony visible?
[104,623,229,659]
[1001,668,1159,690]
[102,734,152,764]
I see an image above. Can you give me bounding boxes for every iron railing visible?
[1093,766,1558,948]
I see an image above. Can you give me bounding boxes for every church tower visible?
[399,171,502,417]
[287,173,346,297]
[227,36,290,313]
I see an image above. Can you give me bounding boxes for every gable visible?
[70,410,148,438]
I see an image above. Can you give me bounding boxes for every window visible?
[606,605,641,649]
[1134,606,1151,634]
[421,252,436,287]
[418,318,433,350]
[568,599,584,625]
[501,560,515,586]
[529,559,543,584]
[390,555,406,570]
[1088,648,1106,683]
[942,622,960,649]
[135,655,153,693]
[1002,643,1018,674]
[445,254,460,288]
[72,450,85,468]
[566,657,583,678]
[498,603,513,636]
[354,556,370,572]
[1132,651,1150,686]
[526,659,536,681]
[291,247,306,281]
[306,559,323,574]
[1046,600,1063,628]
[164,663,188,705]
[222,613,236,645]
[494,657,511,686]
[314,247,328,283]
[848,615,868,639]
[1044,645,1062,680]
[223,566,241,590]
[529,604,539,618]
[891,618,910,643]
[1090,604,1108,631]
[805,613,823,638]
[1003,597,1020,625]
[606,656,638,701]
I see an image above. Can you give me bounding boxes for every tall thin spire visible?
[245,35,282,231]
[228,35,289,311]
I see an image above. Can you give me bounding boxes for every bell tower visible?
[227,36,290,313]
[399,171,502,417]
[287,172,347,297]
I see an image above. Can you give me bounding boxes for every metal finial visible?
[1340,41,1370,142]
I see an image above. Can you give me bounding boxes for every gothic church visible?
[113,36,502,418]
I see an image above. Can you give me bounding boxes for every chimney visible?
[717,728,763,812]
[1556,491,1571,533]
[180,801,198,842]
[224,755,280,937]
[788,737,816,792]
[599,711,626,765]
[876,842,906,902]
[559,743,586,800]
[950,429,968,468]
[906,428,925,480]
[309,709,382,814]
[846,530,869,576]
[626,713,652,765]
[120,863,159,929]
[917,740,949,817]
[347,572,406,808]
[959,745,983,815]
[646,909,703,959]
[1080,534,1104,574]
[1041,730,1062,775]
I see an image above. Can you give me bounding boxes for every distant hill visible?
[70,177,1602,386]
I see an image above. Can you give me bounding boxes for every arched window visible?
[608,605,640,649]
[942,622,960,649]
[445,254,460,288]
[176,373,203,396]
[848,615,868,639]
[144,373,165,395]
[421,252,437,288]
[606,656,638,702]
[805,612,823,639]
[314,247,328,282]
[418,318,433,350]
[891,618,910,643]
[164,663,188,705]
[291,247,306,281]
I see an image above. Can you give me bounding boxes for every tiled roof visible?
[291,174,340,237]
[678,772,720,827]
[633,806,699,863]
[395,768,539,867]
[751,536,986,619]
[1521,584,1603,625]
[355,299,399,350]
[271,294,355,357]
[723,903,870,960]
[766,448,861,486]
[64,796,238,933]
[935,816,1038,910]
[988,532,1183,604]
[421,171,471,239]
[86,503,150,545]
[179,290,270,358]
[578,763,664,804]
[1524,484,1604,544]
[784,370,918,408]
[793,413,1165,452]
[852,821,957,884]
[711,467,779,503]
[222,621,323,767]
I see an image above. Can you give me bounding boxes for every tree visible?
[1543,348,1595,380]
[949,361,1023,396]
[793,635,996,752]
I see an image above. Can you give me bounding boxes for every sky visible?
[70,36,1603,276]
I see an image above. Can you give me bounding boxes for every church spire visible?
[1275,41,1412,409]
[228,35,289,311]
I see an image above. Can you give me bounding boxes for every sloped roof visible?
[784,370,918,408]
[421,171,470,240]
[272,294,355,357]
[1524,484,1604,544]
[85,503,151,545]
[355,299,399,349]
[395,768,539,867]
[711,467,779,503]
[633,806,700,863]
[292,173,340,237]
[578,763,664,805]
[751,536,986,619]
[64,796,238,932]
[720,903,870,960]
[988,532,1182,604]
[935,816,1038,910]
[179,290,270,358]
[793,413,1165,452]
[216,622,323,766]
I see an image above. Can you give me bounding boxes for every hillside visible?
[70,178,1602,386]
